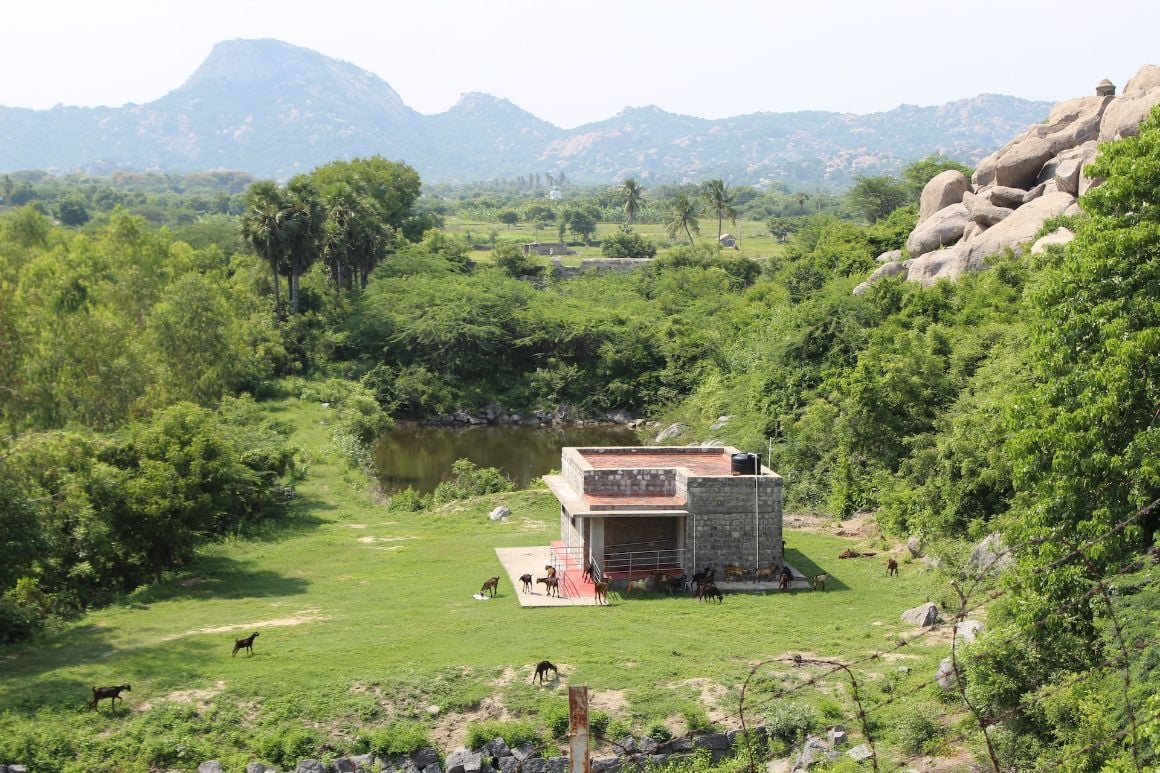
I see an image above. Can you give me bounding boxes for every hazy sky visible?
[6,0,1158,128]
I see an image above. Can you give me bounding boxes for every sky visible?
[5,0,1159,129]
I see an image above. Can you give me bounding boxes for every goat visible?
[839,548,860,559]
[532,660,558,684]
[544,565,557,579]
[723,564,747,582]
[779,566,793,590]
[583,559,599,583]
[698,582,723,603]
[537,576,560,597]
[624,577,650,595]
[754,565,778,584]
[692,566,714,587]
[812,574,827,591]
[593,579,609,605]
[663,574,687,596]
[232,631,259,657]
[519,573,533,593]
[480,576,500,597]
[886,558,899,577]
[88,683,131,711]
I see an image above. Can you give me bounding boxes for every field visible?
[0,399,955,771]
[443,217,787,267]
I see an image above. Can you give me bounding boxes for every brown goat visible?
[88,683,131,711]
[593,579,609,605]
[480,576,500,597]
[232,631,259,657]
[754,565,778,583]
[812,574,827,591]
[537,576,560,597]
[779,566,793,590]
[723,564,746,582]
[698,582,723,603]
[886,558,899,576]
[544,565,557,579]
[519,573,533,593]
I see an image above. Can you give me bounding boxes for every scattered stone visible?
[847,744,874,762]
[956,619,985,645]
[905,202,970,258]
[446,748,483,773]
[710,415,734,430]
[654,423,688,443]
[876,249,903,263]
[511,743,538,762]
[331,758,359,773]
[489,506,510,522]
[499,758,519,773]
[638,736,660,755]
[796,737,836,768]
[985,185,1028,209]
[693,733,730,750]
[906,536,924,558]
[1022,182,1047,204]
[199,763,225,773]
[521,760,547,773]
[1031,227,1075,254]
[969,532,1013,573]
[350,755,375,772]
[544,757,569,773]
[901,602,939,627]
[413,749,441,768]
[935,657,957,690]
[296,762,326,773]
[918,170,971,223]
[483,738,511,760]
[827,726,848,747]
[963,191,1013,227]
[426,705,441,716]
[246,764,269,773]
[606,409,633,425]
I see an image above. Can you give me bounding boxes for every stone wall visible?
[582,468,676,496]
[685,475,783,571]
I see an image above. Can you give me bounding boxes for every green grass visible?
[445,217,786,267]
[0,398,947,771]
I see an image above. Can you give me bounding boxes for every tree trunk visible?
[271,264,281,319]
[291,270,300,314]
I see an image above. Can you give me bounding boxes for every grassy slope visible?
[0,398,950,769]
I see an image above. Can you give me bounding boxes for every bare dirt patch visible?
[430,696,511,749]
[667,677,727,709]
[345,524,368,529]
[589,688,629,715]
[163,610,328,641]
[357,536,414,544]
[138,680,227,712]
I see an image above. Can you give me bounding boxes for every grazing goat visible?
[480,576,500,597]
[532,660,558,684]
[754,565,778,584]
[537,576,560,597]
[593,579,609,605]
[624,577,650,595]
[812,574,827,591]
[723,564,746,582]
[698,582,723,603]
[232,631,259,657]
[779,566,793,590]
[886,558,899,577]
[88,683,131,711]
[519,573,533,593]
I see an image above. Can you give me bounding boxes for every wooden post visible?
[569,685,590,773]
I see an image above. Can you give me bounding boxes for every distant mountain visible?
[0,38,1054,188]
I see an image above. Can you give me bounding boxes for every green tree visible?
[795,191,810,214]
[241,180,290,316]
[620,178,645,230]
[901,154,973,200]
[283,177,323,314]
[702,179,737,242]
[499,209,519,228]
[846,175,910,223]
[665,193,701,244]
[55,192,90,226]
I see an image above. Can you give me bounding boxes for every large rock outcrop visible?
[857,64,1158,291]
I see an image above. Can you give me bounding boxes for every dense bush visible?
[601,231,657,258]
[431,459,515,504]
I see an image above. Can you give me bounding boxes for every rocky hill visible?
[0,38,1053,187]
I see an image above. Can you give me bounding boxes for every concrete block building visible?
[544,446,783,580]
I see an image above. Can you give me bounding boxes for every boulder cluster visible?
[855,65,1160,293]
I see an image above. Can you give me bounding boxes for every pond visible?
[372,424,640,494]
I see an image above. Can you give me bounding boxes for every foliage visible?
[600,231,657,259]
[465,719,543,750]
[763,701,817,744]
[846,175,910,223]
[431,459,515,504]
[363,721,432,757]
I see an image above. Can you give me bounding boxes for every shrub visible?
[647,722,673,743]
[254,726,320,769]
[601,231,657,259]
[366,720,432,757]
[388,487,430,512]
[893,710,940,755]
[465,719,543,750]
[681,705,713,735]
[764,700,817,744]
[431,459,514,504]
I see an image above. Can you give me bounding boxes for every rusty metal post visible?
[569,685,590,773]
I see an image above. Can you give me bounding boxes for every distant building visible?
[523,242,573,257]
[547,188,563,201]
[718,233,737,249]
[545,446,783,579]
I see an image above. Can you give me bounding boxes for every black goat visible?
[232,631,260,657]
[88,684,131,711]
[532,660,558,684]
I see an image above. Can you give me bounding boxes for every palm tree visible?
[795,191,811,214]
[284,177,324,314]
[665,193,701,244]
[620,178,645,231]
[241,180,290,318]
[702,179,737,242]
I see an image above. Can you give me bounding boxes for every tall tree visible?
[702,180,737,242]
[665,193,701,244]
[620,178,645,230]
[284,177,323,314]
[795,191,811,214]
[240,181,290,317]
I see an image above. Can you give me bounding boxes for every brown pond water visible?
[372,424,639,494]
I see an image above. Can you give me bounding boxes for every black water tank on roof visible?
[731,452,757,475]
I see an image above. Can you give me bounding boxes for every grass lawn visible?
[0,398,956,772]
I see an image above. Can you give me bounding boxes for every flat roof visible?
[578,449,735,476]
